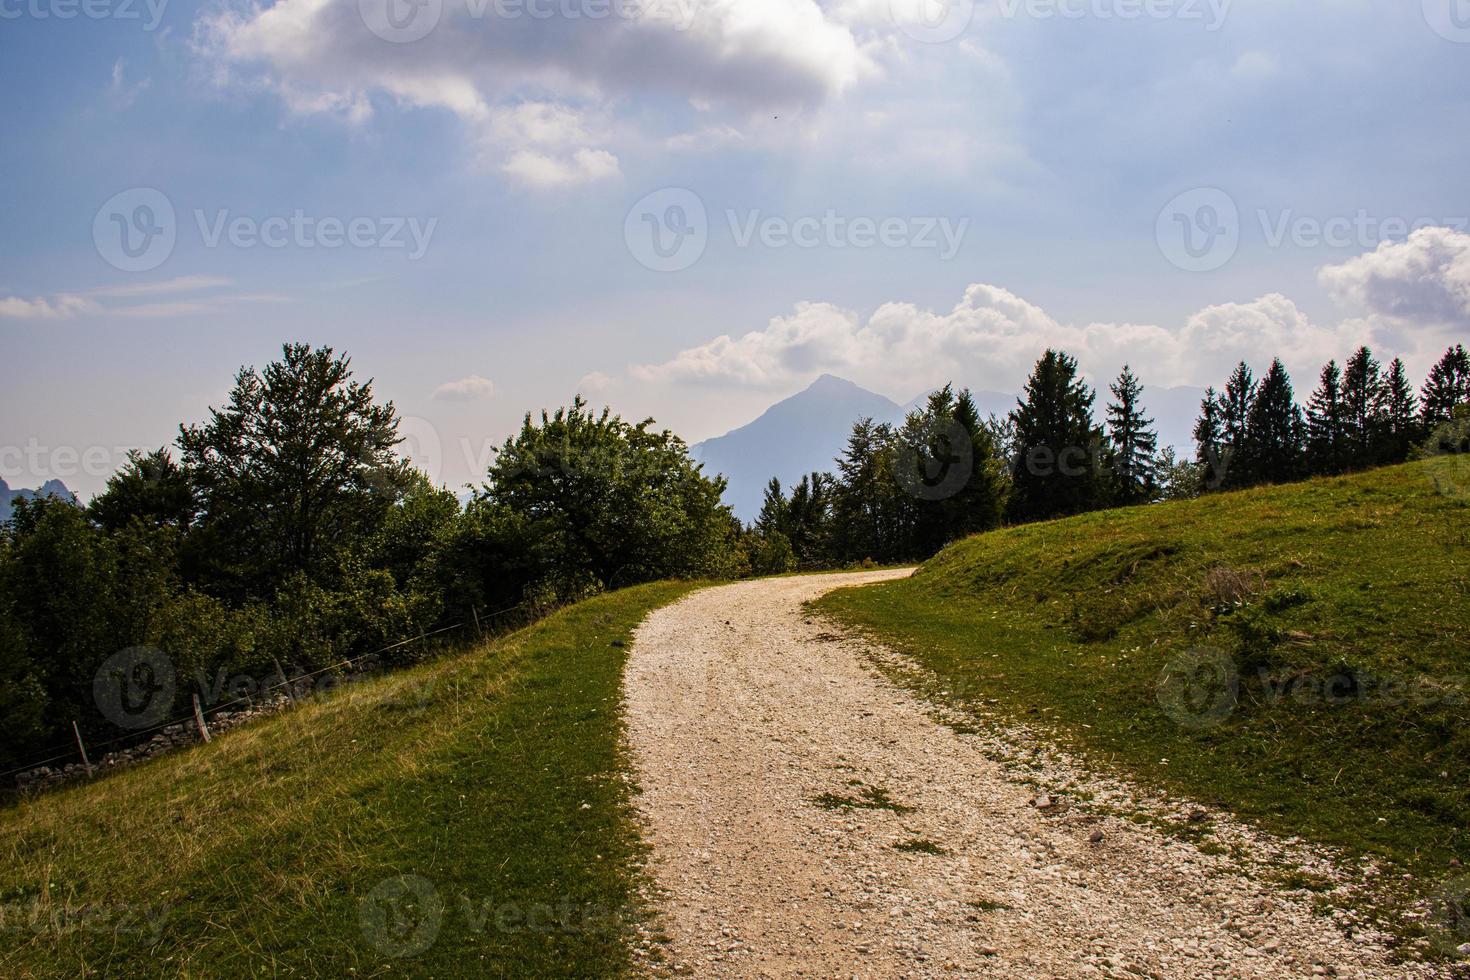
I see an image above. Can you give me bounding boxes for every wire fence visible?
[1,600,535,786]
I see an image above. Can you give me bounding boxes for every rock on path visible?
[623,571,1446,979]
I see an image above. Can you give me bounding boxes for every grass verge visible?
[0,580,700,978]
[815,459,1470,920]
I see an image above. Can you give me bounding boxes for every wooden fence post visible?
[471,606,483,640]
[71,720,93,776]
[192,693,212,743]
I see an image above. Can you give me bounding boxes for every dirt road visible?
[623,571,1442,978]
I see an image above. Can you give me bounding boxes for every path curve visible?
[624,571,1439,978]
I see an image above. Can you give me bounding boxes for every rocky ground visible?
[622,571,1460,979]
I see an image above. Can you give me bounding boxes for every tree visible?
[830,418,900,563]
[1192,387,1225,490]
[1341,346,1382,467]
[177,344,410,599]
[1007,350,1106,522]
[1306,361,1347,475]
[1376,357,1420,465]
[1217,362,1256,489]
[1421,344,1470,428]
[88,448,196,533]
[1104,364,1159,505]
[1235,359,1306,486]
[484,397,736,590]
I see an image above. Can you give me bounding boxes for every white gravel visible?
[623,571,1453,979]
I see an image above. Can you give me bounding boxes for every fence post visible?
[192,693,212,743]
[71,720,93,776]
[471,606,483,640]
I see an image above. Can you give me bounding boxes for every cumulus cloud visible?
[433,374,496,401]
[0,294,96,319]
[632,284,1368,395]
[1318,226,1470,325]
[195,0,871,183]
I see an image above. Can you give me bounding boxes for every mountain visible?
[0,478,77,524]
[691,375,901,522]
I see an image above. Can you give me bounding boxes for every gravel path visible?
[624,571,1448,979]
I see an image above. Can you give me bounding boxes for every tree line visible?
[1,345,739,772]
[746,343,1470,572]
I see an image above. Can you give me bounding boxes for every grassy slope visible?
[0,580,699,979]
[816,459,1470,887]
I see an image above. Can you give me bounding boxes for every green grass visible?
[813,783,913,813]
[0,580,700,978]
[816,458,1470,904]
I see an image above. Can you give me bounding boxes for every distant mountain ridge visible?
[0,478,77,524]
[692,375,1207,523]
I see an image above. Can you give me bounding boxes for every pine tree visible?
[1192,387,1225,490]
[1377,357,1420,464]
[1217,362,1256,488]
[755,477,786,537]
[1007,349,1105,522]
[1235,359,1306,486]
[1105,364,1159,505]
[1420,344,1470,427]
[1341,346,1382,467]
[1306,360,1347,475]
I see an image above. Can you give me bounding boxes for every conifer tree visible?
[1217,362,1256,488]
[1105,364,1159,505]
[1341,346,1382,466]
[1236,359,1306,485]
[1192,387,1225,490]
[1377,357,1420,464]
[1007,349,1105,522]
[1421,344,1470,427]
[1306,360,1347,475]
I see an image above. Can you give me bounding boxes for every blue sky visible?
[3,0,1469,495]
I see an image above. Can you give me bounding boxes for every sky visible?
[2,0,1469,496]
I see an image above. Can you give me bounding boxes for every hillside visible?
[816,458,1470,891]
[0,581,698,978]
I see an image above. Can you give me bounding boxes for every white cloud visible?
[90,275,236,298]
[433,375,496,401]
[1318,226,1470,326]
[501,148,621,189]
[195,0,871,178]
[0,294,95,319]
[632,284,1371,395]
[577,370,614,392]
